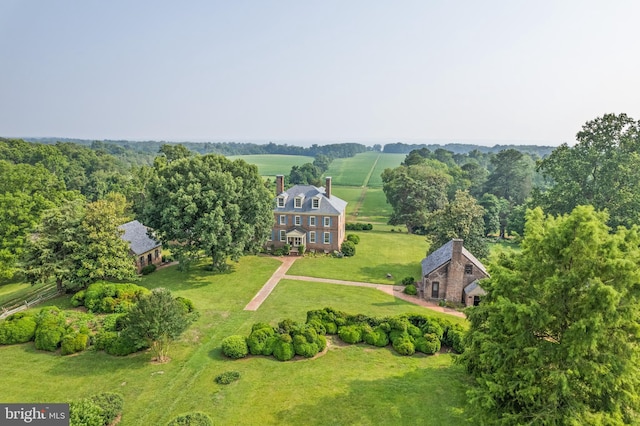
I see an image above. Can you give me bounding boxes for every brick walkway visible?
[244,258,466,318]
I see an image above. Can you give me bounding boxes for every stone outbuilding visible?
[420,239,489,306]
[119,220,162,273]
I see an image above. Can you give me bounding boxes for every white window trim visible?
[312,198,320,209]
[295,216,301,226]
[279,230,286,241]
[309,216,316,227]
[323,216,330,227]
[279,215,286,225]
[277,197,285,208]
[294,197,303,208]
[309,231,316,243]
[323,232,330,244]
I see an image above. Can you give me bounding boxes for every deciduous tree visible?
[461,206,640,424]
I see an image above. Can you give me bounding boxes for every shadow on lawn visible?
[149,263,237,292]
[358,263,421,284]
[275,364,471,425]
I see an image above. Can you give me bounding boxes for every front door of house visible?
[431,282,439,298]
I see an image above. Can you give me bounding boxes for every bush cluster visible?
[0,312,37,344]
[346,234,360,244]
[221,335,248,359]
[141,264,157,275]
[401,276,415,285]
[215,371,240,385]
[345,223,373,231]
[167,412,213,426]
[404,284,417,295]
[69,392,124,426]
[340,240,356,257]
[72,282,150,313]
[34,307,67,351]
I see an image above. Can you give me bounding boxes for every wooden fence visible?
[0,288,64,320]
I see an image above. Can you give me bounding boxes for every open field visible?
[367,153,406,187]
[0,253,469,425]
[325,151,379,186]
[227,154,314,177]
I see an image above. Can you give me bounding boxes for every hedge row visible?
[221,307,465,361]
[71,281,150,313]
[69,392,124,426]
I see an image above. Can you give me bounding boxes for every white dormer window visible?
[294,198,302,208]
[312,198,320,209]
[277,197,285,208]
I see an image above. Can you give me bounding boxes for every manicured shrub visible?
[407,324,422,339]
[272,334,295,361]
[215,371,240,385]
[175,296,195,313]
[221,335,248,359]
[69,399,104,426]
[101,313,125,332]
[345,223,373,231]
[105,333,143,356]
[141,264,157,275]
[61,332,89,355]
[71,290,86,307]
[0,312,37,344]
[293,334,319,358]
[88,392,124,425]
[389,330,413,345]
[81,282,150,313]
[338,325,362,344]
[415,333,441,355]
[247,327,276,356]
[251,322,274,332]
[401,276,415,286]
[404,284,417,295]
[340,240,356,257]
[393,337,415,356]
[443,324,465,353]
[306,319,326,335]
[422,322,444,340]
[94,330,118,351]
[323,321,338,334]
[346,234,360,244]
[167,412,213,426]
[35,308,66,351]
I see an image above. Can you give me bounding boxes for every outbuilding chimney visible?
[276,175,284,194]
[325,176,332,199]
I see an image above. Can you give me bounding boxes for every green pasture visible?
[325,151,380,186]
[227,154,314,177]
[289,230,427,284]
[367,153,406,187]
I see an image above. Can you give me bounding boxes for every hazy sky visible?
[1,1,639,146]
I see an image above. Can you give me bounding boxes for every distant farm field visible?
[367,153,405,187]
[227,154,314,177]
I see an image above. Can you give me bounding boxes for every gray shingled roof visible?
[275,184,347,215]
[119,220,161,255]
[464,280,485,295]
[421,239,488,277]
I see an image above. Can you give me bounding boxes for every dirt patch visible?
[150,357,171,365]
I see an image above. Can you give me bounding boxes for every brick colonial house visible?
[269,175,347,253]
[420,239,489,306]
[119,220,163,273]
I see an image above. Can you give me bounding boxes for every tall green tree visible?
[381,163,451,234]
[123,288,197,363]
[485,149,533,205]
[461,206,640,424]
[143,154,273,271]
[535,113,640,229]
[427,190,487,258]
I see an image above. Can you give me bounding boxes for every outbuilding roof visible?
[421,239,489,277]
[119,220,161,255]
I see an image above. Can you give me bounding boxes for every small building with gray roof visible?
[119,220,163,273]
[420,239,489,306]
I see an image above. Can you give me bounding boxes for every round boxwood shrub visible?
[272,334,295,361]
[293,334,319,358]
[247,327,276,356]
[141,264,157,275]
[61,332,89,355]
[69,399,105,426]
[363,326,389,347]
[338,325,362,344]
[175,296,195,313]
[167,412,213,426]
[70,290,86,307]
[443,325,466,353]
[415,333,441,355]
[346,234,360,244]
[322,321,338,334]
[34,308,66,352]
[404,284,417,295]
[221,335,248,359]
[393,337,415,356]
[88,392,124,425]
[340,240,356,257]
[0,312,37,344]
[401,276,415,286]
[215,371,240,385]
[407,324,422,339]
[422,322,444,340]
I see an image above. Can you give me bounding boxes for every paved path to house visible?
[243,256,298,311]
[244,258,466,318]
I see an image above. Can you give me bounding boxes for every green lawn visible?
[0,253,469,425]
[289,230,427,284]
[325,152,381,187]
[227,154,314,177]
[367,153,405,187]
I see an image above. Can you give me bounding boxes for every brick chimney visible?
[325,176,332,199]
[276,175,284,194]
[451,239,463,264]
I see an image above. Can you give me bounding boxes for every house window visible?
[279,230,286,241]
[279,215,286,225]
[294,198,302,208]
[309,216,316,226]
[323,232,330,244]
[465,264,473,274]
[295,216,301,226]
[431,282,439,298]
[139,256,145,266]
[323,217,330,227]
[312,198,320,209]
[309,231,316,243]
[277,197,285,208]
[154,249,159,260]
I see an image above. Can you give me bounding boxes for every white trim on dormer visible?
[277,194,287,208]
[294,193,305,209]
[312,196,321,209]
